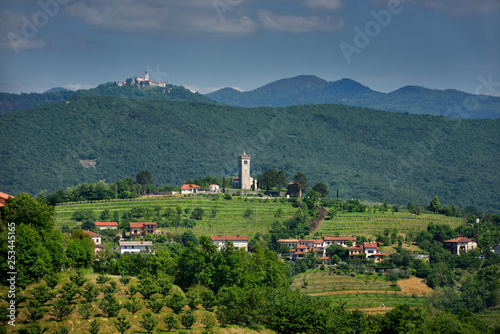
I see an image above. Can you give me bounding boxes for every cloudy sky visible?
[0,0,499,95]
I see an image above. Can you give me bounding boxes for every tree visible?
[88,319,100,334]
[25,300,47,322]
[276,170,288,191]
[294,172,309,192]
[312,182,328,197]
[166,291,188,314]
[114,315,132,334]
[78,302,95,320]
[407,202,416,213]
[136,170,154,195]
[140,311,158,333]
[428,195,441,213]
[180,310,196,329]
[123,297,142,314]
[0,193,55,234]
[259,168,277,192]
[50,298,75,321]
[192,207,204,220]
[138,276,159,300]
[163,313,178,331]
[99,293,120,318]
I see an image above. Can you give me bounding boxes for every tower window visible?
[244,161,248,164]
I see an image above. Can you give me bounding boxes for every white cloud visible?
[258,10,344,33]
[418,0,500,15]
[65,83,93,91]
[303,0,343,11]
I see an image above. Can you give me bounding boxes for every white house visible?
[180,184,201,194]
[94,222,118,230]
[210,236,248,251]
[84,230,102,245]
[119,240,153,254]
[209,184,220,192]
[443,236,477,255]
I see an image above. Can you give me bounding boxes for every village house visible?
[180,184,202,195]
[209,184,220,192]
[0,192,14,208]
[278,237,358,261]
[210,235,249,251]
[443,236,477,255]
[119,240,153,254]
[94,222,118,230]
[130,222,157,237]
[492,244,500,256]
[84,230,105,254]
[348,241,390,264]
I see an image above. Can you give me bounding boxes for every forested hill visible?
[1,96,499,212]
[0,82,214,114]
[206,75,500,119]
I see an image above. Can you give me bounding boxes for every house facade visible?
[348,242,390,264]
[443,236,477,255]
[119,240,153,254]
[210,235,249,251]
[209,184,220,192]
[180,184,201,194]
[278,237,358,261]
[84,230,102,245]
[95,222,118,230]
[130,222,157,236]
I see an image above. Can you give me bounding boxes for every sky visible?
[0,0,499,95]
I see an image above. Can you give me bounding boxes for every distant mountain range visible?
[0,82,214,114]
[206,75,500,119]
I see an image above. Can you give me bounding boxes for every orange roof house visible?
[181,184,201,194]
[443,235,477,255]
[210,235,249,251]
[94,222,118,229]
[130,222,157,236]
[0,192,14,208]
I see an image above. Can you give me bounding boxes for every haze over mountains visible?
[1,75,499,119]
[207,75,500,119]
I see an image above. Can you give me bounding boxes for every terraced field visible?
[317,211,463,237]
[56,196,296,238]
[291,271,430,311]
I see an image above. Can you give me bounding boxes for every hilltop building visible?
[117,68,167,88]
[443,236,477,255]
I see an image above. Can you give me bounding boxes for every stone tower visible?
[238,152,251,189]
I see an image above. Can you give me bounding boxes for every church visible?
[232,152,256,190]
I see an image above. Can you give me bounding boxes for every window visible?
[244,161,247,164]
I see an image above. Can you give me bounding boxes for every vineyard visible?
[291,271,430,311]
[55,196,296,238]
[316,211,463,238]
[56,196,464,239]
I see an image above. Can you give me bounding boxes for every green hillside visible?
[1,96,499,211]
[0,82,213,114]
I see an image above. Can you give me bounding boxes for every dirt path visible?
[310,206,328,234]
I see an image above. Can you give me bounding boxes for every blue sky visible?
[1,0,499,95]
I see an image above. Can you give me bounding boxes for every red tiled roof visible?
[181,184,201,190]
[95,222,118,227]
[364,242,378,248]
[0,192,14,200]
[130,222,157,228]
[444,236,474,243]
[324,237,357,241]
[209,184,219,187]
[210,235,249,241]
[287,182,299,185]
[297,244,307,249]
[320,257,329,260]
[349,245,364,250]
[278,239,299,243]
[84,230,101,237]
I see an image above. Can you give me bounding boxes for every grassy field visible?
[290,271,431,311]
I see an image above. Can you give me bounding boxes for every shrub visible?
[163,313,178,331]
[181,310,196,329]
[140,311,158,333]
